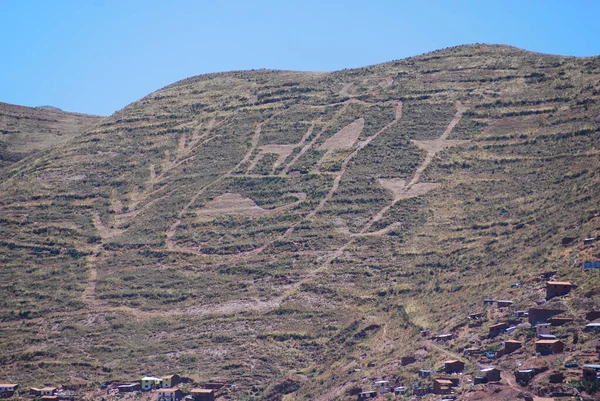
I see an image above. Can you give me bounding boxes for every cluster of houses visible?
[0,376,223,401]
[0,384,76,400]
[114,375,222,401]
[354,275,600,399]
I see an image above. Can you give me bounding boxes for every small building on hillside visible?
[503,339,522,354]
[546,281,573,300]
[497,300,514,308]
[515,369,536,384]
[435,333,453,341]
[548,316,573,326]
[528,307,567,325]
[393,386,406,395]
[444,360,465,373]
[469,312,483,320]
[536,339,564,355]
[583,365,600,381]
[585,322,600,332]
[418,369,432,379]
[30,387,57,397]
[400,355,415,366]
[161,375,180,388]
[190,388,215,401]
[536,323,551,337]
[141,377,163,391]
[483,298,495,305]
[0,384,18,398]
[117,383,141,393]
[548,371,564,383]
[586,311,600,321]
[156,388,183,401]
[463,347,482,356]
[432,379,453,395]
[357,390,377,399]
[480,367,501,382]
[489,322,508,338]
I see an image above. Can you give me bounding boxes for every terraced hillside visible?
[0,102,103,169]
[1,44,600,400]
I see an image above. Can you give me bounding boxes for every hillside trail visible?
[500,371,550,401]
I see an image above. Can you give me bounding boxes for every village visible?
[2,239,600,401]
[352,260,600,401]
[2,276,600,401]
[0,375,223,401]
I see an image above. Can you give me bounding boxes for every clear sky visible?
[1,0,600,116]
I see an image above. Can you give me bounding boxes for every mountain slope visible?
[1,44,600,400]
[0,102,103,169]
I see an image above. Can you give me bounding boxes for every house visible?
[586,311,600,321]
[436,333,453,341]
[536,339,564,355]
[444,360,465,373]
[117,383,141,393]
[528,307,566,325]
[463,347,482,356]
[374,380,389,391]
[515,310,528,318]
[413,385,431,396]
[469,312,483,320]
[584,237,596,246]
[548,317,573,326]
[480,367,501,382]
[156,388,183,401]
[503,339,522,354]
[190,388,215,401]
[0,384,18,398]
[400,355,415,366]
[496,300,514,308]
[585,322,600,332]
[141,376,163,391]
[515,369,536,384]
[357,390,377,399]
[483,298,495,305]
[539,334,557,340]
[418,369,432,378]
[393,386,406,395]
[489,322,508,338]
[432,379,453,395]
[536,323,551,337]
[161,375,180,388]
[546,281,573,300]
[31,387,57,396]
[582,365,600,381]
[548,371,564,383]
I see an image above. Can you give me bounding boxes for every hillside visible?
[0,102,103,169]
[1,44,600,400]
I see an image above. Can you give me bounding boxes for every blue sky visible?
[1,0,600,116]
